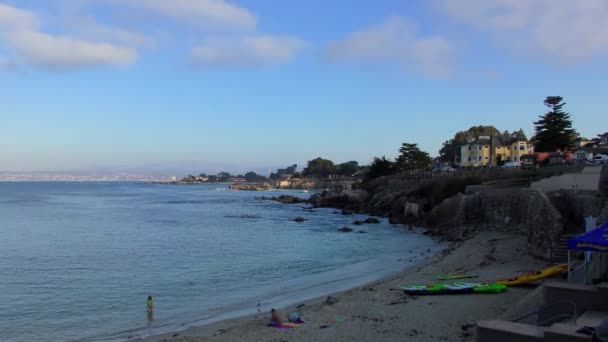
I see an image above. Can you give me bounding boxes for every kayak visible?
[496,264,567,286]
[400,283,507,295]
[437,274,479,281]
[455,283,508,293]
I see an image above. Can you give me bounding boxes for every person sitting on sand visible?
[270,308,283,324]
[147,295,154,313]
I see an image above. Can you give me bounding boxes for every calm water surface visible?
[0,182,440,342]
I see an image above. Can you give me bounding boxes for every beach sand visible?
[138,232,555,342]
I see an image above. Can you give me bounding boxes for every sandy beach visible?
[138,231,555,342]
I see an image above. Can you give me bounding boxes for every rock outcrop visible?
[230,183,274,191]
[426,188,564,259]
[258,195,307,204]
[309,189,368,210]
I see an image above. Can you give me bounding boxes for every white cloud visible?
[0,3,39,30]
[191,35,308,68]
[326,17,455,78]
[106,0,256,32]
[67,15,154,48]
[436,0,608,63]
[0,4,137,70]
[6,30,136,70]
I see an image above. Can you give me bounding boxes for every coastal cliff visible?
[307,170,608,260]
[275,178,361,190]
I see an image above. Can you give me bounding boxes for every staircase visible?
[552,230,583,263]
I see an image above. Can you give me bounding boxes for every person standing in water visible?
[147,295,154,313]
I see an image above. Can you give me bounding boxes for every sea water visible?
[0,182,440,342]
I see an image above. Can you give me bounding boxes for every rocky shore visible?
[228,183,274,191]
[308,167,608,260]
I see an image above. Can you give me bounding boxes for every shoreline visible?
[135,231,553,342]
[120,232,444,342]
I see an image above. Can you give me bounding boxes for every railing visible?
[512,300,577,327]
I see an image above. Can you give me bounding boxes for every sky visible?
[1,0,608,175]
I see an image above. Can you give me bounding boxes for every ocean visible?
[0,182,440,342]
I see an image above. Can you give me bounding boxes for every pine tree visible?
[396,143,432,171]
[532,96,576,152]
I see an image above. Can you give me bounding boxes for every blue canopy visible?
[568,221,608,252]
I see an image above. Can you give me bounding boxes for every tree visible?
[439,125,499,164]
[244,172,268,182]
[366,156,396,180]
[302,157,336,178]
[336,161,359,176]
[396,143,433,171]
[269,164,297,180]
[198,173,207,178]
[217,172,232,182]
[513,129,527,141]
[532,96,576,152]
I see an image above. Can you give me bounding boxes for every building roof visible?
[465,134,528,147]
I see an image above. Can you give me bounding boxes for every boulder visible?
[403,202,420,220]
[341,209,354,215]
[325,296,339,305]
[294,217,306,222]
[259,195,307,204]
[353,220,364,225]
[363,217,380,224]
[338,226,353,232]
[426,188,564,259]
[309,189,368,210]
[230,183,274,191]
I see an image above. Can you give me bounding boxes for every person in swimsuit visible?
[270,308,283,324]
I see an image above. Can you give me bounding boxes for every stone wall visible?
[530,166,602,192]
[426,188,564,259]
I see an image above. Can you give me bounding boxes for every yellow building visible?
[460,135,534,167]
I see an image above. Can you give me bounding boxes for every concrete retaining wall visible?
[531,166,602,192]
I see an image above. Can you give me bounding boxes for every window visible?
[468,156,472,162]
[485,156,489,160]
[478,156,482,161]
[514,156,518,162]
[519,144,525,151]
[506,156,511,161]
[507,146,511,150]
[468,145,471,151]
[485,145,489,149]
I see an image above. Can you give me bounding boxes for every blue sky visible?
[1,0,608,174]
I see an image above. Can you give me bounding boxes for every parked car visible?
[502,161,521,168]
[592,154,608,164]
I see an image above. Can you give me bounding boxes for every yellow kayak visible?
[496,264,567,286]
